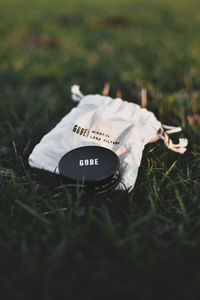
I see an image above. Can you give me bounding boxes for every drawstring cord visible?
[158,124,188,154]
[71,85,84,102]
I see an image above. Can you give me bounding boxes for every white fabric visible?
[29,85,188,191]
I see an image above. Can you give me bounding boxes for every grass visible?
[1,0,200,299]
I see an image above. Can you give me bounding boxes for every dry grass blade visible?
[187,93,200,126]
[116,90,122,99]
[141,88,147,108]
[102,82,110,96]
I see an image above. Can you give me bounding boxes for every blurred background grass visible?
[1,0,200,299]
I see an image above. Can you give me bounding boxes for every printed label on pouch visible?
[72,124,120,145]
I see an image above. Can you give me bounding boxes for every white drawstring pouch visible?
[29,85,188,191]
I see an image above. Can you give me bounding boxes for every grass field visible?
[1,0,200,299]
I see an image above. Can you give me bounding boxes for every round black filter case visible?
[58,146,120,193]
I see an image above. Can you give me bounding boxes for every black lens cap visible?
[58,146,120,193]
